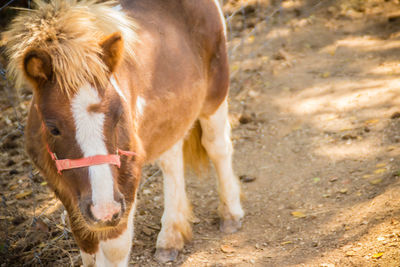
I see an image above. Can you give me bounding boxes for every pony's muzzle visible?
[90,201,122,222]
[82,194,126,227]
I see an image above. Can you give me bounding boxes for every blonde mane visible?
[3,0,137,97]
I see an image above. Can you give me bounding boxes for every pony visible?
[3,0,244,265]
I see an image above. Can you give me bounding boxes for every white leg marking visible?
[71,84,119,220]
[99,202,136,267]
[156,139,191,250]
[212,0,227,37]
[136,96,146,116]
[200,100,244,222]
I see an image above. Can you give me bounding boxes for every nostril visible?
[112,211,120,221]
[90,202,122,222]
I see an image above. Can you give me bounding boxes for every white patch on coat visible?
[136,96,146,116]
[110,75,127,103]
[156,139,191,250]
[101,201,136,266]
[71,84,117,211]
[112,4,122,12]
[80,201,137,266]
[212,0,227,37]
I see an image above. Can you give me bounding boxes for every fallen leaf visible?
[370,178,383,185]
[374,168,386,174]
[339,188,348,194]
[365,119,379,125]
[9,184,18,191]
[231,64,239,72]
[346,250,356,256]
[247,35,255,43]
[321,71,330,78]
[40,181,47,186]
[372,252,383,259]
[313,177,321,183]
[376,163,387,168]
[221,244,235,253]
[15,190,32,199]
[362,174,372,179]
[339,128,353,132]
[291,211,306,218]
[281,241,293,245]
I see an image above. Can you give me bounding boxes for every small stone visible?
[142,226,153,236]
[239,175,256,183]
[329,177,338,182]
[143,189,151,195]
[391,112,400,119]
[239,115,252,124]
[220,244,235,253]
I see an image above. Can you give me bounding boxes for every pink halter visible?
[46,143,136,174]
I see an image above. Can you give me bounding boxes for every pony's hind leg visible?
[155,139,192,263]
[200,99,244,233]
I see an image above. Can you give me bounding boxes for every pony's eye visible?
[50,127,61,136]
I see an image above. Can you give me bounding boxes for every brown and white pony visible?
[4,0,244,265]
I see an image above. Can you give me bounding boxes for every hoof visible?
[155,248,179,263]
[220,219,242,234]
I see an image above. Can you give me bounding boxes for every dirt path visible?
[2,0,400,266]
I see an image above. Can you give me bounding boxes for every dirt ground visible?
[2,0,400,266]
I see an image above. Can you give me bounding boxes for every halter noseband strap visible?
[45,142,136,174]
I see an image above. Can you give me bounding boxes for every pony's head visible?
[27,33,135,228]
[4,0,139,230]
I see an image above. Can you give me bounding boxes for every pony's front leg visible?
[80,204,136,267]
[80,234,132,267]
[155,139,192,263]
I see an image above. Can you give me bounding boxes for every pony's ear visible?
[23,49,52,84]
[100,32,124,73]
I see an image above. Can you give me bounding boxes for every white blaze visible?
[71,84,114,206]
